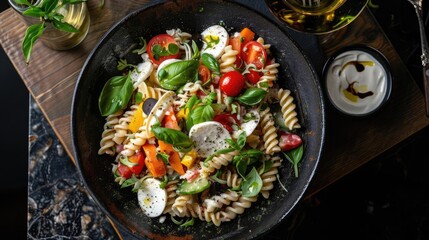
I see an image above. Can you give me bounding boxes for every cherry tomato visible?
[147,34,180,65]
[213,113,239,133]
[116,151,145,178]
[241,41,267,69]
[198,65,211,84]
[279,133,302,151]
[244,69,262,84]
[219,70,245,97]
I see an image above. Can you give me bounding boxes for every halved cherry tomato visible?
[198,65,211,84]
[147,34,180,65]
[279,133,302,151]
[219,70,245,97]
[244,69,262,84]
[213,113,240,133]
[241,41,267,69]
[117,151,145,178]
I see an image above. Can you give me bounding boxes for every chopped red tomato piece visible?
[213,113,240,133]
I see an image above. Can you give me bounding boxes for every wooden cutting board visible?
[1,0,428,199]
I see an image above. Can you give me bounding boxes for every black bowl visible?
[71,0,325,239]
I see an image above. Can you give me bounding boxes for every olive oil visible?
[264,0,368,34]
[283,0,346,16]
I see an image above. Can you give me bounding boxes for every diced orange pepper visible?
[158,140,174,154]
[142,143,166,177]
[169,151,186,175]
[239,27,255,44]
[158,140,185,175]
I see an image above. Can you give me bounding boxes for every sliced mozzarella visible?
[201,25,229,59]
[241,110,260,136]
[145,91,175,137]
[137,178,167,218]
[189,121,231,158]
[155,58,181,83]
[130,61,153,89]
[232,110,260,139]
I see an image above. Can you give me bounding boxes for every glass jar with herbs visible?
[8,0,90,63]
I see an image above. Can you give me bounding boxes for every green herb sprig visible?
[16,0,86,64]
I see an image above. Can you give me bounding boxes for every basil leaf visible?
[237,88,267,106]
[158,60,199,90]
[236,160,248,179]
[121,175,138,188]
[134,92,143,104]
[191,40,200,60]
[41,0,58,13]
[119,156,138,167]
[168,43,179,55]
[202,53,220,75]
[189,104,214,126]
[283,144,304,177]
[62,0,87,4]
[151,123,193,153]
[52,18,79,32]
[22,23,46,64]
[236,131,247,150]
[98,75,133,116]
[157,152,170,165]
[14,0,31,5]
[259,160,274,174]
[204,147,235,163]
[180,218,195,227]
[23,7,45,17]
[233,149,263,166]
[241,167,262,197]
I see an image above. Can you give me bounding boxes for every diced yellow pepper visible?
[181,149,198,169]
[176,108,189,121]
[128,102,145,133]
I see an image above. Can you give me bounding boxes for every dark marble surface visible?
[24,0,429,239]
[28,99,120,239]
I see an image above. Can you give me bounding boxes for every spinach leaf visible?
[151,122,193,153]
[158,60,199,90]
[237,88,267,106]
[98,74,133,116]
[283,145,304,177]
[241,167,262,197]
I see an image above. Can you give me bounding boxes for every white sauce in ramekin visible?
[325,50,388,116]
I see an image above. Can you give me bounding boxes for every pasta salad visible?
[97,24,304,226]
